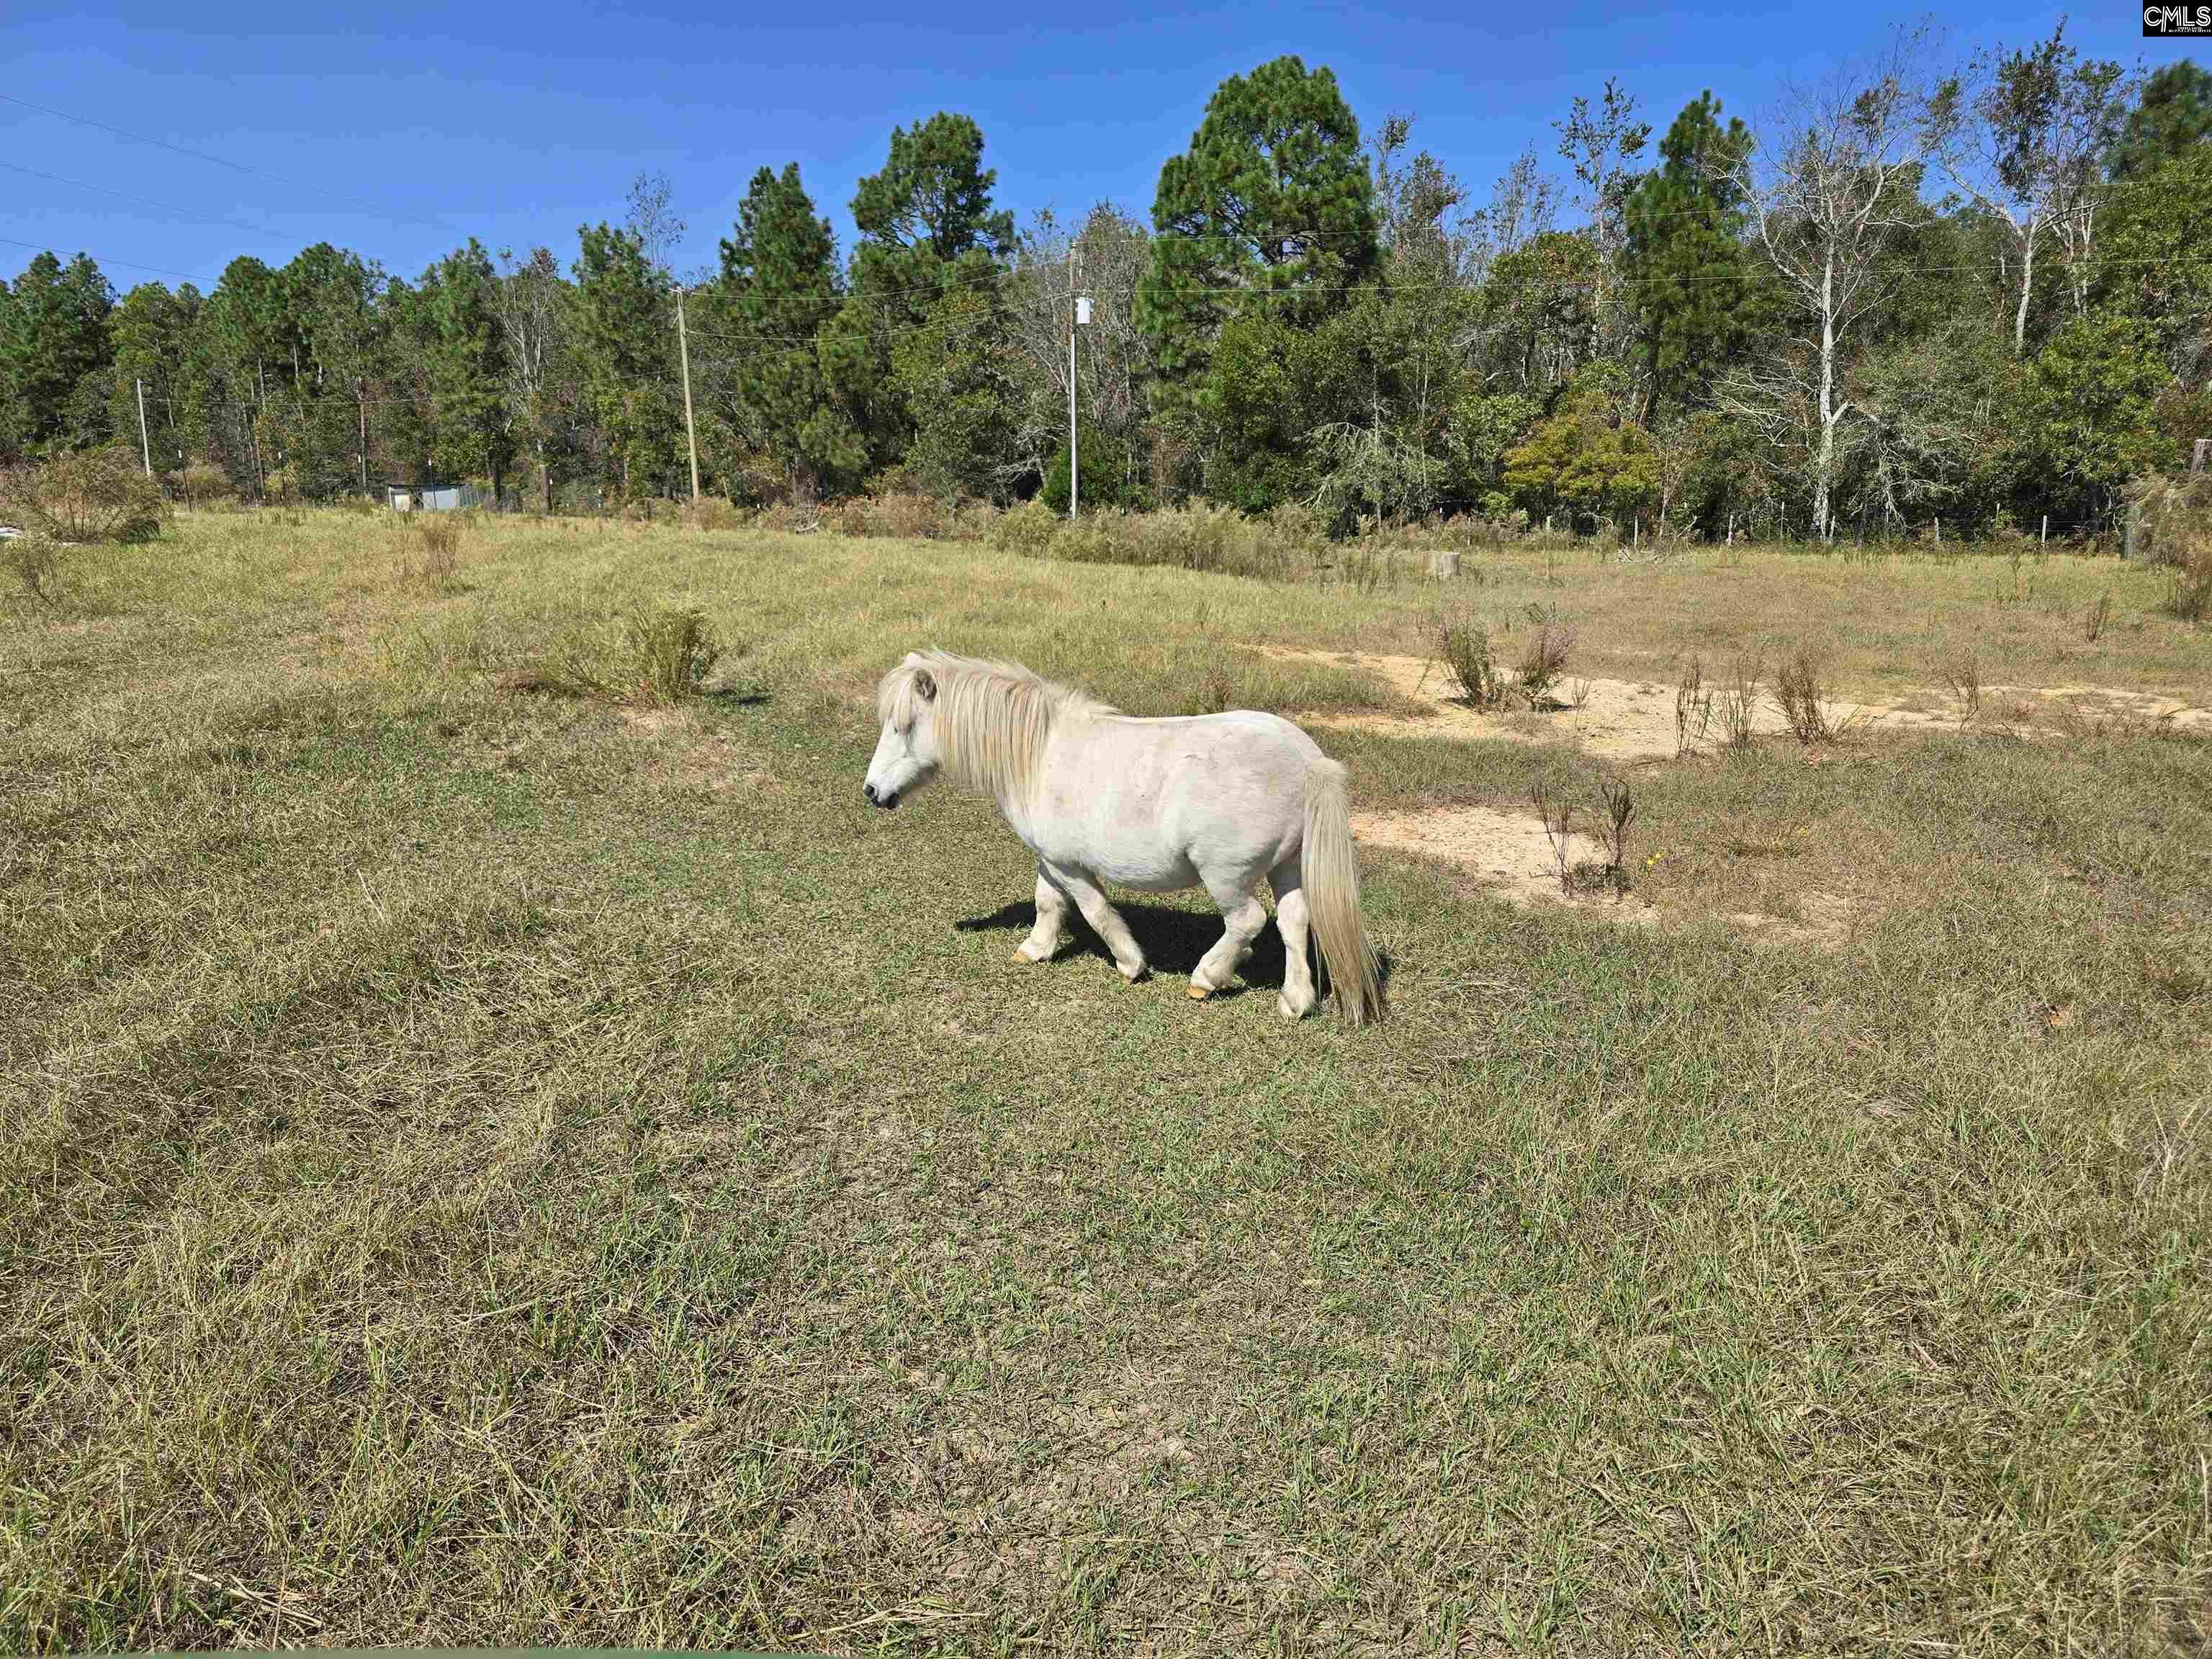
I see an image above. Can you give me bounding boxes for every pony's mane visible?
[876,649,1113,801]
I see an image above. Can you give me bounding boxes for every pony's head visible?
[866,649,1104,811]
[863,652,944,809]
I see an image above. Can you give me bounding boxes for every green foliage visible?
[1476,232,1597,397]
[2107,60,2212,180]
[1040,415,1144,513]
[421,241,511,497]
[1139,55,1378,407]
[830,113,1016,480]
[709,163,854,499]
[1447,390,1541,499]
[2,252,115,453]
[1503,364,1660,525]
[2018,313,2173,515]
[2092,145,2212,392]
[1623,93,1759,413]
[849,113,1015,275]
[573,224,678,501]
[987,497,1059,557]
[891,283,1016,502]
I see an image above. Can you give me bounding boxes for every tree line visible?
[3,30,2207,540]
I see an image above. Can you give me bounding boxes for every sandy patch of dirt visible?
[1357,801,1856,947]
[1261,645,2203,760]
[1356,803,1661,925]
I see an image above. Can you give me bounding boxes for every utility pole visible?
[134,379,152,477]
[675,284,702,505]
[1069,248,1092,521]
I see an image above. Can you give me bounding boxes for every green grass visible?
[3,511,2210,1655]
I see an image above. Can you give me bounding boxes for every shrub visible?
[174,460,231,508]
[1591,774,1635,894]
[624,606,722,706]
[1431,610,1509,709]
[1,446,166,544]
[941,499,997,542]
[683,497,752,532]
[1945,654,1983,727]
[1050,514,1128,567]
[413,515,464,590]
[1773,645,1834,743]
[874,493,943,540]
[2134,473,2211,621]
[823,498,874,537]
[1514,608,1577,706]
[762,500,824,535]
[1675,655,1713,757]
[4,530,64,605]
[2084,588,2111,642]
[989,498,1059,559]
[1719,655,1763,752]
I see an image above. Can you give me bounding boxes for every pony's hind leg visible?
[1270,858,1318,1021]
[1015,862,1071,963]
[1043,862,1148,983]
[1189,868,1270,1001]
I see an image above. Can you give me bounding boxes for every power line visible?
[2,161,276,235]
[0,233,204,283]
[0,91,458,233]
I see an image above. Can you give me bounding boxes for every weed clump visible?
[1432,610,1509,709]
[1,446,166,545]
[1773,646,1834,743]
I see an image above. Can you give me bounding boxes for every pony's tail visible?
[1301,759,1385,1028]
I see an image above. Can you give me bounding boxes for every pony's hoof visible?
[1277,994,1311,1021]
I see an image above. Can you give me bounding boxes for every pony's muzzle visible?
[863,782,899,809]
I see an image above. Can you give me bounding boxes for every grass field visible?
[4,509,2210,1656]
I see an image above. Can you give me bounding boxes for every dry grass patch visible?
[6,509,2212,1655]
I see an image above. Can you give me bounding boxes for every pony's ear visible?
[914,668,936,702]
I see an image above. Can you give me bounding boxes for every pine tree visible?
[710,163,856,497]
[1623,92,1758,415]
[4,251,116,452]
[826,113,1015,480]
[574,222,679,501]
[2108,60,2212,181]
[421,240,510,498]
[1138,55,1378,401]
[207,256,290,497]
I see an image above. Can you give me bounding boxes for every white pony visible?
[863,649,1384,1025]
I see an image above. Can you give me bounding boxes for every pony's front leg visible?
[1043,862,1147,983]
[1014,863,1071,963]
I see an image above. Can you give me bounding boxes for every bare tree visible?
[1468,144,1563,280]
[494,246,572,512]
[1729,25,1944,539]
[1005,203,1155,500]
[1554,78,1650,358]
[1930,22,2133,349]
[624,170,687,280]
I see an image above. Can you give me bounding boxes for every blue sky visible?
[4,1,2203,294]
